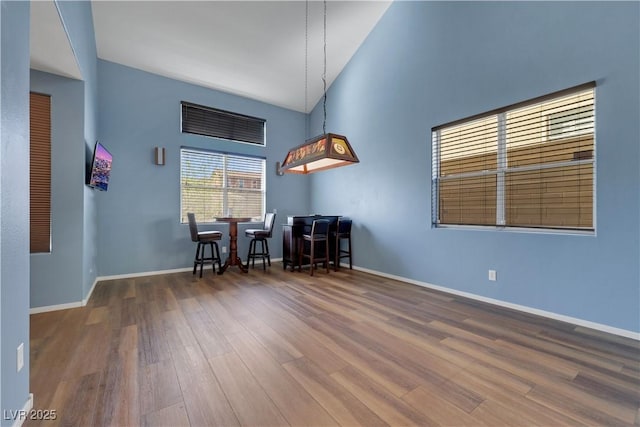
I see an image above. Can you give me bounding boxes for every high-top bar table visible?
[215,217,252,274]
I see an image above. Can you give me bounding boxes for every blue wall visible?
[309,1,640,333]
[25,1,639,337]
[1,0,31,421]
[30,1,99,310]
[30,70,86,308]
[55,0,100,300]
[97,60,309,276]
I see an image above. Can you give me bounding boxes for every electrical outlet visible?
[488,270,497,281]
[222,246,227,253]
[17,343,24,372]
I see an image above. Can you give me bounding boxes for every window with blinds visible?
[181,101,266,146]
[432,83,595,232]
[30,92,52,253]
[180,148,266,223]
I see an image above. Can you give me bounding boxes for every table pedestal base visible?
[215,217,251,275]
[218,256,248,274]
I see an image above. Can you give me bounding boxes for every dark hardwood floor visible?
[28,264,640,426]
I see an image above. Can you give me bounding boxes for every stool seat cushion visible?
[245,229,270,238]
[198,231,223,242]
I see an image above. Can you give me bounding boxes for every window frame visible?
[431,82,596,234]
[181,101,266,147]
[180,147,266,224]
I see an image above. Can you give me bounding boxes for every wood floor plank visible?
[572,369,640,405]
[303,315,421,397]
[331,366,437,426]
[464,317,627,373]
[208,352,290,427]
[227,331,338,426]
[463,359,535,396]
[62,321,113,380]
[527,379,639,425]
[142,402,190,427]
[233,288,352,374]
[119,297,138,329]
[28,265,640,427]
[161,308,201,352]
[170,345,240,427]
[403,385,488,426]
[197,292,247,336]
[218,291,304,363]
[283,357,387,427]
[86,306,110,325]
[136,300,172,367]
[183,309,233,358]
[92,334,140,427]
[44,372,102,427]
[177,296,204,314]
[366,316,475,369]
[264,314,350,374]
[348,320,464,386]
[139,359,183,416]
[451,363,585,426]
[442,336,577,386]
[29,308,91,411]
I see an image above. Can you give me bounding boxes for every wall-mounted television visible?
[88,141,113,191]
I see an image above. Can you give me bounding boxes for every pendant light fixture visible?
[278,0,359,175]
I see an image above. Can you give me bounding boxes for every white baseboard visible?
[30,301,83,314]
[98,259,285,281]
[353,265,640,341]
[97,266,193,281]
[30,276,100,315]
[10,393,34,427]
[82,276,100,306]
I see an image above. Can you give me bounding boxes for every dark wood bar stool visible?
[299,219,330,276]
[333,217,353,271]
[187,213,223,277]
[245,212,276,270]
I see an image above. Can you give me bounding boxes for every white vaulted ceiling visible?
[91,1,392,113]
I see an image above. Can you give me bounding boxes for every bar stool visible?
[187,213,223,277]
[333,217,353,271]
[245,212,276,270]
[299,219,330,276]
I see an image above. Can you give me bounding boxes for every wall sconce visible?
[154,147,165,165]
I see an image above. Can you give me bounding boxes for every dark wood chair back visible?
[187,213,199,242]
[263,212,276,237]
[309,219,330,240]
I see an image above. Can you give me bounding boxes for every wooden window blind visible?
[180,148,265,223]
[181,101,266,146]
[432,83,595,231]
[30,92,52,252]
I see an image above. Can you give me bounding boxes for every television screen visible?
[89,142,113,191]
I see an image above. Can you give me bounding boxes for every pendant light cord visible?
[322,0,327,135]
[304,0,308,117]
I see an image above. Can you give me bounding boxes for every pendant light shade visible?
[280,133,359,174]
[279,0,359,175]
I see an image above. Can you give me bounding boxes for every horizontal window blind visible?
[180,148,265,223]
[30,92,52,253]
[432,83,595,231]
[181,101,266,146]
